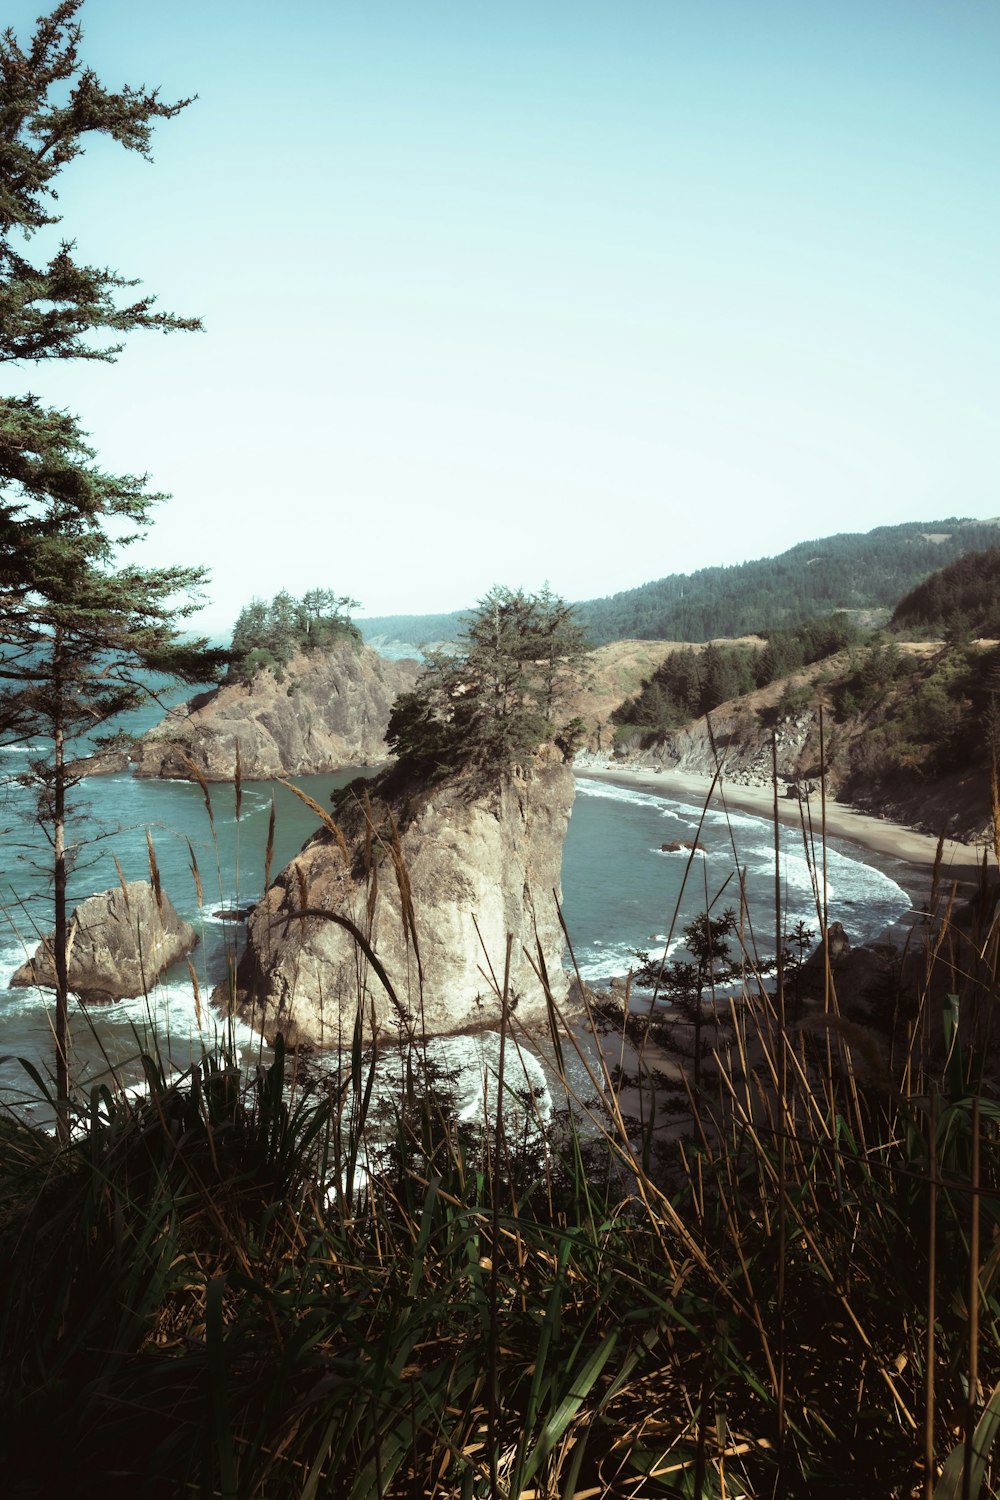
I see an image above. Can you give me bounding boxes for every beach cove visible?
[576,764,985,911]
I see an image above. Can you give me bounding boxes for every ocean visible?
[0,698,912,1125]
[563,774,913,981]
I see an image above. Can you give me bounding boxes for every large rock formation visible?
[10,881,198,1002]
[132,639,420,781]
[216,754,575,1045]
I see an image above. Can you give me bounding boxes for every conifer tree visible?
[386,585,588,786]
[0,2,224,1135]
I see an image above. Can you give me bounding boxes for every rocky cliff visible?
[132,640,420,781]
[215,754,575,1046]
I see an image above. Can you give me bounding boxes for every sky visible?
[6,0,1000,634]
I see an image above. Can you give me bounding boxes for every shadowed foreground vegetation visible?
[3,821,1000,1500]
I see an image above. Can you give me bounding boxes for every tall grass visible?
[1,766,999,1498]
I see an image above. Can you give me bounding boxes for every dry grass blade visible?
[276,778,350,860]
[965,1096,983,1500]
[113,854,131,911]
[146,829,163,913]
[235,740,243,823]
[178,748,215,833]
[187,957,203,1030]
[926,1089,938,1500]
[931,829,946,919]
[263,794,276,892]
[280,903,411,1032]
[186,836,203,909]
[388,809,422,983]
[362,789,375,875]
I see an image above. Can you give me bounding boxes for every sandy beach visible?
[576,764,986,909]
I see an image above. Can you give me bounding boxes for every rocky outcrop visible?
[216,755,576,1046]
[594,702,826,796]
[10,881,198,1002]
[132,639,420,781]
[65,748,133,779]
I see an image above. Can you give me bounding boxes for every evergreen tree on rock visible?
[386,585,588,788]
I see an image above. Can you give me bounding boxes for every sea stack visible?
[215,752,575,1045]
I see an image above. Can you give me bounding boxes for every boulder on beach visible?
[10,880,198,1003]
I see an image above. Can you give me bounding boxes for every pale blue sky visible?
[8,0,1000,631]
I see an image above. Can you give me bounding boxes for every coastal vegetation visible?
[1,8,1000,1499]
[611,611,859,736]
[611,632,1000,840]
[2,789,999,1498]
[604,551,1000,839]
[228,588,361,684]
[831,638,1000,789]
[384,584,588,787]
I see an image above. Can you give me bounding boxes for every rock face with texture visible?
[218,756,575,1045]
[132,639,420,781]
[10,881,198,1002]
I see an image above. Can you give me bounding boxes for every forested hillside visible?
[611,613,859,736]
[609,629,1000,841]
[891,546,1000,638]
[356,518,1000,649]
[580,518,1000,643]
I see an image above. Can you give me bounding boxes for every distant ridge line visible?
[356,517,1000,649]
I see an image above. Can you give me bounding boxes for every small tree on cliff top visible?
[0,2,225,1135]
[229,588,361,682]
[385,585,588,787]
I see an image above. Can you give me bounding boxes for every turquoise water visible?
[0,753,370,1117]
[563,776,913,981]
[0,702,912,1119]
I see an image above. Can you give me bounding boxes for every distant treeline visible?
[355,520,1000,650]
[580,520,1000,644]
